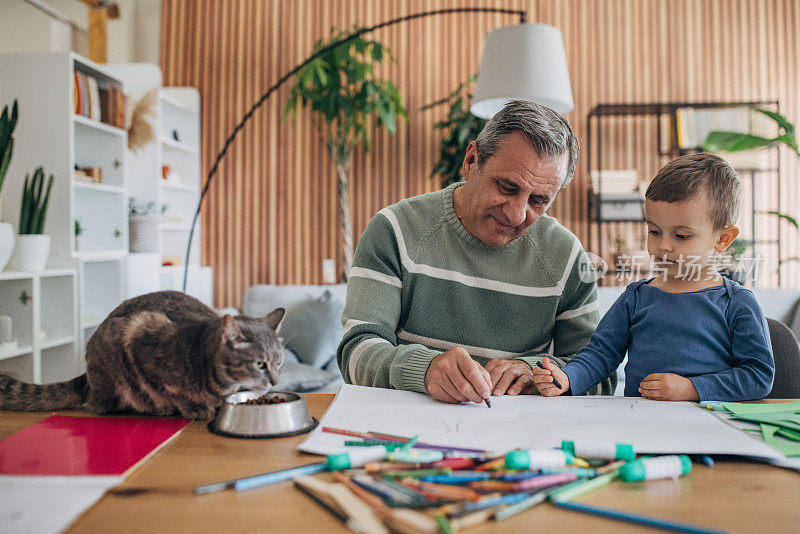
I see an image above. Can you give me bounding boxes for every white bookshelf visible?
[103,64,211,305]
[0,269,78,383]
[0,52,128,381]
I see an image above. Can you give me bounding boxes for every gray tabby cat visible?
[0,291,285,419]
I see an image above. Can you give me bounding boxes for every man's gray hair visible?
[475,100,579,188]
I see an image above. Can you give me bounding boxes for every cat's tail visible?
[0,372,88,411]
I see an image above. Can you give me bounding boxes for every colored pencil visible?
[595,460,627,475]
[322,426,487,455]
[194,461,326,494]
[553,501,726,534]
[548,470,619,502]
[494,490,549,520]
[431,457,477,470]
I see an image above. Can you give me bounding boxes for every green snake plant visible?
[0,100,18,205]
[19,167,54,234]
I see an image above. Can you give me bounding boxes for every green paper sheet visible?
[761,424,800,457]
[731,412,800,432]
[719,401,800,415]
[777,427,800,442]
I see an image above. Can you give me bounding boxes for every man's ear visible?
[714,225,740,252]
[460,140,479,180]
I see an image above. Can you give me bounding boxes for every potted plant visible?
[0,100,18,271]
[610,236,629,273]
[703,108,799,279]
[12,166,53,271]
[285,27,407,280]
[128,198,158,253]
[422,76,487,188]
[74,218,85,252]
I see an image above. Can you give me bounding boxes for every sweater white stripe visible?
[349,266,402,288]
[397,329,549,359]
[559,241,582,287]
[379,208,565,297]
[555,301,599,321]
[344,319,372,334]
[349,338,392,382]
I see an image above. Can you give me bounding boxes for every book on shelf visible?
[674,106,776,150]
[72,70,127,129]
[590,169,639,194]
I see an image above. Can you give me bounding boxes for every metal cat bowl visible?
[209,391,318,438]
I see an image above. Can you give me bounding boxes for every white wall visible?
[0,0,160,64]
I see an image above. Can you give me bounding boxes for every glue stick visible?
[325,445,387,471]
[504,448,574,470]
[561,440,635,461]
[619,455,692,482]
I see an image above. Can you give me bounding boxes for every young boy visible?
[533,153,774,401]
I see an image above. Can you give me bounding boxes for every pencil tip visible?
[484,398,492,408]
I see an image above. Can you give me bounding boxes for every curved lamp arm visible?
[183,7,527,291]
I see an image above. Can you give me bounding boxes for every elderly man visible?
[337,100,613,403]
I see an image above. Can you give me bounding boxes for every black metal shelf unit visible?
[586,101,781,286]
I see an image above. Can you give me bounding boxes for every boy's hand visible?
[531,357,570,396]
[639,373,699,401]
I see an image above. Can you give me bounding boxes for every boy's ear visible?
[714,225,740,252]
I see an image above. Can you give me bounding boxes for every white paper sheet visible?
[298,385,783,460]
[0,475,121,534]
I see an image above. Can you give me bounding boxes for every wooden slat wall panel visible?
[160,0,800,307]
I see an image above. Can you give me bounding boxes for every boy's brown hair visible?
[645,153,741,229]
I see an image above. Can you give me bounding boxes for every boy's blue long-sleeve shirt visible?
[562,278,775,401]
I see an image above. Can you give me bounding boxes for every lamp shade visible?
[471,23,574,118]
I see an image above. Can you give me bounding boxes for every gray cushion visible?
[274,361,338,392]
[323,356,344,380]
[242,283,348,318]
[283,347,299,363]
[281,290,344,368]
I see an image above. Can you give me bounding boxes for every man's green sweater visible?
[337,183,614,395]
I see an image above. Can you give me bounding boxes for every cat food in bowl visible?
[209,391,318,438]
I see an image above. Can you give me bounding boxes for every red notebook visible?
[0,415,190,476]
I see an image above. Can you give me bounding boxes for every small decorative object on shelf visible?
[171,129,180,142]
[12,166,53,271]
[73,165,103,184]
[128,198,159,253]
[74,218,85,251]
[0,99,18,272]
[128,88,157,153]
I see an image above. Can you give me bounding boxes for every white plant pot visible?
[11,234,51,272]
[129,215,159,253]
[0,222,14,272]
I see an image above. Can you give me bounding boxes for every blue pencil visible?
[194,462,327,494]
[553,501,726,534]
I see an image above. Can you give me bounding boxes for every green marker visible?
[504,448,574,470]
[561,440,636,461]
[619,455,691,482]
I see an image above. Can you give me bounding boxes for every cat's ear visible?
[263,308,285,333]
[220,314,245,345]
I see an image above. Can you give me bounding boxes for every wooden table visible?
[2,395,799,533]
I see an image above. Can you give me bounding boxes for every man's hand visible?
[485,358,535,396]
[425,347,492,404]
[531,356,570,396]
[639,373,699,401]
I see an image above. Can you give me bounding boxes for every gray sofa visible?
[234,283,800,394]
